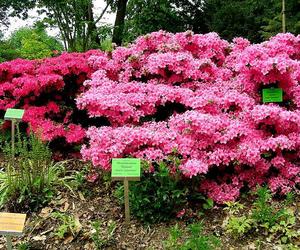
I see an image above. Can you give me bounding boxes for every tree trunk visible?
[87,2,101,46]
[112,0,128,45]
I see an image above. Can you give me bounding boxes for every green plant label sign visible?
[111,158,141,178]
[262,88,283,103]
[4,108,25,120]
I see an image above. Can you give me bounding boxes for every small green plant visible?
[226,216,253,238]
[224,201,245,215]
[59,162,90,195]
[0,130,64,211]
[269,209,300,244]
[52,212,81,239]
[164,222,220,250]
[224,186,299,246]
[163,224,183,249]
[91,220,116,249]
[183,222,220,250]
[251,186,285,228]
[115,160,187,223]
[203,198,214,210]
[17,242,31,250]
[284,192,295,206]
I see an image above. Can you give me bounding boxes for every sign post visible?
[2,110,27,250]
[111,158,141,223]
[4,109,25,160]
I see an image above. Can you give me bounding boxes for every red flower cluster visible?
[0,50,102,146]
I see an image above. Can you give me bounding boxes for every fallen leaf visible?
[60,202,70,212]
[40,227,54,235]
[64,235,74,244]
[78,192,85,201]
[32,235,47,241]
[74,214,82,234]
[55,198,67,206]
[39,207,53,218]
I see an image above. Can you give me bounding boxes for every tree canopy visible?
[0,0,299,51]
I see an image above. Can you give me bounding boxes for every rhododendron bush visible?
[0,50,103,153]
[77,31,300,203]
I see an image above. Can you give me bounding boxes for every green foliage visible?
[98,24,113,51]
[0,123,10,150]
[183,223,220,250]
[224,187,299,245]
[0,0,35,28]
[124,0,183,42]
[203,0,300,42]
[17,242,31,250]
[60,163,89,195]
[124,0,206,42]
[91,220,116,249]
[0,40,20,62]
[0,130,63,211]
[203,0,278,43]
[269,209,299,244]
[202,198,214,210]
[224,201,245,215]
[251,186,285,228]
[226,216,253,238]
[284,192,295,206]
[115,160,187,223]
[261,0,300,39]
[163,224,183,249]
[100,39,113,52]
[164,222,220,250]
[9,25,63,59]
[39,0,113,51]
[51,212,81,239]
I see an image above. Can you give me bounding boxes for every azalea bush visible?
[0,50,103,155]
[78,31,300,203]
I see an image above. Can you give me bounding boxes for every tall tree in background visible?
[261,0,300,39]
[112,0,128,45]
[124,0,181,42]
[171,0,207,34]
[123,0,206,42]
[0,24,63,62]
[9,24,63,59]
[0,0,35,30]
[2,0,300,50]
[203,0,278,43]
[1,0,112,52]
[40,0,111,51]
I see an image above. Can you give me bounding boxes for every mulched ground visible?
[0,160,299,249]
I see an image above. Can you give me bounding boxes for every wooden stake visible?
[124,178,130,223]
[282,0,286,33]
[11,119,16,162]
[6,236,12,250]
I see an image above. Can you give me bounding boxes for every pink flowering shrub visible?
[0,50,103,153]
[78,31,300,203]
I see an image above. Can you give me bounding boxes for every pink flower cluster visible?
[78,31,300,203]
[0,50,102,145]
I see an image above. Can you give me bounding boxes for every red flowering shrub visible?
[78,31,300,203]
[0,50,103,152]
